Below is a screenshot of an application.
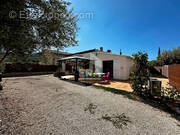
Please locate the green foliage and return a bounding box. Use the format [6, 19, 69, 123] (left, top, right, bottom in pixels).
[0, 0, 36, 64]
[148, 47, 180, 67]
[160, 47, 180, 66]
[129, 51, 150, 96]
[162, 86, 180, 101]
[0, 52, 41, 65]
[39, 50, 55, 65]
[27, 53, 42, 64]
[148, 60, 158, 67]
[0, 0, 78, 64]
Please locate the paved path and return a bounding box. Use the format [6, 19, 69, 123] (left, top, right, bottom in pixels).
[0, 75, 179, 135]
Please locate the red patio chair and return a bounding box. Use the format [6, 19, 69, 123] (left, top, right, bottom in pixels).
[102, 72, 110, 81]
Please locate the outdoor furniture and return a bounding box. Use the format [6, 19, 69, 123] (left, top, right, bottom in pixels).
[59, 56, 93, 82]
[87, 69, 92, 77]
[102, 72, 110, 81]
[79, 69, 85, 78]
[84, 72, 86, 80]
[92, 72, 96, 78]
[61, 75, 74, 80]
[93, 73, 105, 78]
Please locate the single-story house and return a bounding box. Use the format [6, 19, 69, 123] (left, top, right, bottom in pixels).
[59, 47, 134, 80]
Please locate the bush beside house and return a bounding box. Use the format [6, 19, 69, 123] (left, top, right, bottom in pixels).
[129, 51, 150, 97]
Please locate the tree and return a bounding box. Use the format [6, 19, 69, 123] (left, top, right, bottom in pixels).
[157, 47, 161, 60]
[160, 47, 180, 65]
[0, 0, 35, 63]
[149, 46, 180, 66]
[0, 0, 78, 65]
[148, 60, 158, 67]
[129, 51, 150, 96]
[39, 50, 54, 65]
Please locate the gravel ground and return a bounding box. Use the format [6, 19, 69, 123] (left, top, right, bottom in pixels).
[0, 75, 179, 135]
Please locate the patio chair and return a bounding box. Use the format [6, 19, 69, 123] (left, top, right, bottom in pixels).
[84, 72, 86, 80]
[102, 72, 110, 81]
[92, 72, 96, 78]
[87, 69, 92, 77]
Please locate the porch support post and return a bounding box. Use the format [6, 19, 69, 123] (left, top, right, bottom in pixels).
[75, 58, 78, 72]
[75, 58, 79, 82]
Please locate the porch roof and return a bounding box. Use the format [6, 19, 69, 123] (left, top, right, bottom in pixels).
[59, 55, 91, 61]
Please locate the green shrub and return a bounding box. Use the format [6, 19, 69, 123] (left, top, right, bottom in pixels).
[129, 51, 150, 96]
[162, 86, 180, 101]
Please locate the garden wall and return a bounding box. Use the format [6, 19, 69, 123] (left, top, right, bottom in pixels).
[154, 66, 169, 78]
[162, 65, 169, 78]
[169, 64, 180, 92]
[4, 64, 58, 73]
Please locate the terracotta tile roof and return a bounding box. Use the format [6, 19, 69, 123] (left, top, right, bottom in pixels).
[69, 49, 98, 55]
[52, 48, 133, 60]
[98, 52, 134, 60]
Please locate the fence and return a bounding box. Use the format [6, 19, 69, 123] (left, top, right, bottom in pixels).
[162, 65, 169, 78]
[168, 64, 180, 91]
[154, 66, 169, 78]
[4, 64, 58, 73]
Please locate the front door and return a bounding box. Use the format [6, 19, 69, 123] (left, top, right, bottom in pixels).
[103, 60, 113, 78]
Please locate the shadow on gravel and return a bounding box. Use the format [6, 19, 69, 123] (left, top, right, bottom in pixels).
[92, 85, 136, 101]
[84, 103, 97, 114]
[138, 97, 180, 121]
[92, 85, 180, 122]
[100, 113, 132, 129]
[83, 103, 131, 129]
[60, 79, 92, 87]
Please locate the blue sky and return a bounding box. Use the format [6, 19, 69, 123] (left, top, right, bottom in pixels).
[64, 0, 180, 60]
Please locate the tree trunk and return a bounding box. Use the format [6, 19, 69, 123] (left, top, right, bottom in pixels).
[0, 50, 9, 65]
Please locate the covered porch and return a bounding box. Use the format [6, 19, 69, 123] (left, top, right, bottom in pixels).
[58, 55, 133, 92]
[59, 55, 99, 82]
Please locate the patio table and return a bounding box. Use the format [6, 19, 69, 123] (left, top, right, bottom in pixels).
[94, 73, 105, 78]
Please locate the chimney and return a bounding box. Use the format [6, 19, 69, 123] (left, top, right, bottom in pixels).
[100, 47, 103, 52]
[107, 50, 111, 53]
[120, 49, 122, 55]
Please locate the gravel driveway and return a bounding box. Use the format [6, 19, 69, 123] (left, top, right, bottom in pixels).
[0, 75, 179, 135]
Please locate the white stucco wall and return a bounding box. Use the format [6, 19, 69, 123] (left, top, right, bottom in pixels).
[93, 53, 133, 80]
[72, 52, 134, 80]
[118, 57, 134, 80]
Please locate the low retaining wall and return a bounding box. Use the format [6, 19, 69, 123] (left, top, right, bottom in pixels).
[4, 64, 58, 73]
[2, 72, 54, 78]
